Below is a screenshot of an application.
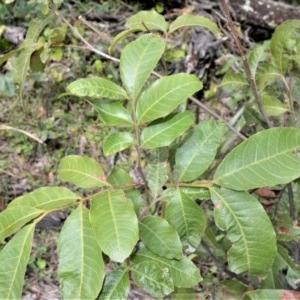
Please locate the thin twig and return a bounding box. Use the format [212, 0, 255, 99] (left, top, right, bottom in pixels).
[56, 8, 246, 140]
[221, 0, 272, 128]
[201, 240, 254, 287]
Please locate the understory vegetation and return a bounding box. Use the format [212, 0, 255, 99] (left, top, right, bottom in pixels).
[1, 0, 300, 299]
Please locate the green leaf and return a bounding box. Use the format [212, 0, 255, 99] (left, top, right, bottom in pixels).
[256, 64, 282, 89]
[0, 224, 35, 299]
[99, 268, 129, 300]
[141, 112, 194, 149]
[139, 216, 182, 259]
[66, 77, 127, 100]
[171, 288, 199, 300]
[109, 29, 140, 54]
[107, 167, 133, 186]
[0, 206, 42, 242]
[261, 94, 289, 117]
[248, 43, 268, 78]
[90, 190, 139, 262]
[58, 205, 104, 299]
[103, 132, 134, 156]
[131, 261, 174, 298]
[125, 10, 169, 33]
[175, 121, 226, 182]
[58, 204, 105, 299]
[58, 155, 109, 188]
[162, 187, 211, 201]
[209, 187, 277, 275]
[165, 189, 206, 248]
[213, 128, 300, 190]
[169, 14, 220, 36]
[244, 290, 300, 300]
[120, 33, 165, 100]
[133, 247, 202, 288]
[146, 162, 169, 198]
[137, 74, 202, 123]
[220, 71, 247, 87]
[89, 100, 133, 127]
[270, 20, 300, 74]
[8, 187, 79, 211]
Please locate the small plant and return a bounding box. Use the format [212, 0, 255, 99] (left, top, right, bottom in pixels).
[1, 4, 300, 300]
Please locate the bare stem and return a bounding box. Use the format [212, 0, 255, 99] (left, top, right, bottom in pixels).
[221, 0, 272, 128]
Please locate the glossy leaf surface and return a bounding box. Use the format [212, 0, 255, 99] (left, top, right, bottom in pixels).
[58, 155, 109, 188]
[175, 121, 226, 182]
[58, 205, 104, 299]
[210, 187, 277, 275]
[0, 224, 34, 299]
[90, 190, 139, 262]
[169, 14, 220, 36]
[133, 247, 202, 288]
[120, 33, 165, 100]
[125, 10, 169, 33]
[139, 216, 182, 259]
[8, 187, 79, 210]
[214, 128, 300, 190]
[131, 261, 174, 298]
[66, 77, 127, 100]
[165, 189, 206, 248]
[141, 112, 193, 149]
[0, 206, 41, 242]
[103, 132, 134, 156]
[99, 268, 129, 300]
[136, 74, 202, 123]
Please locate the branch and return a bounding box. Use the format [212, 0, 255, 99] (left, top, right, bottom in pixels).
[221, 0, 272, 128]
[56, 9, 246, 140]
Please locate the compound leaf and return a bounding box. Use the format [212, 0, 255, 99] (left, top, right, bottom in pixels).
[103, 132, 134, 156]
[137, 74, 202, 123]
[139, 216, 182, 260]
[58, 205, 104, 299]
[141, 111, 193, 149]
[175, 121, 226, 182]
[120, 33, 165, 100]
[66, 77, 127, 100]
[58, 155, 109, 188]
[210, 187, 277, 275]
[0, 224, 35, 300]
[8, 187, 79, 211]
[213, 128, 300, 190]
[99, 268, 129, 300]
[90, 190, 139, 262]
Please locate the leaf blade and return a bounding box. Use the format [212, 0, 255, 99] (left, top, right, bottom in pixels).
[58, 205, 104, 299]
[213, 128, 300, 190]
[120, 33, 165, 100]
[103, 132, 134, 156]
[209, 187, 277, 275]
[137, 74, 202, 123]
[0, 224, 35, 300]
[90, 190, 139, 262]
[58, 155, 109, 188]
[141, 112, 194, 149]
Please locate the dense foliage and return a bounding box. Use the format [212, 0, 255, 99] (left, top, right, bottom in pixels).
[1, 1, 300, 299]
